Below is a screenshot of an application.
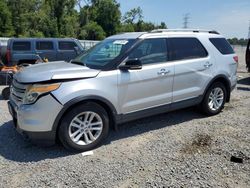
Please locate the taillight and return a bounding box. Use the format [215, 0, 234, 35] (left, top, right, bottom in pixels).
[233, 56, 238, 63]
[6, 49, 10, 64]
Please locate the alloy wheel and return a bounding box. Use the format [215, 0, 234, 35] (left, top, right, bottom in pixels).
[208, 87, 224, 111]
[68, 111, 103, 146]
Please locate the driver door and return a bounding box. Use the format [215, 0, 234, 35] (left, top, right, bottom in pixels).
[118, 38, 174, 114]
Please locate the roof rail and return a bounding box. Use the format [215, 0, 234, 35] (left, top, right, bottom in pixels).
[150, 29, 220, 34]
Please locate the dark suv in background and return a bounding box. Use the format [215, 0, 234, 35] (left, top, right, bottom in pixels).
[5, 38, 84, 66]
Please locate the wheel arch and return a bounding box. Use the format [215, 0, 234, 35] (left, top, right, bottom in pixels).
[52, 95, 118, 139]
[203, 75, 231, 102]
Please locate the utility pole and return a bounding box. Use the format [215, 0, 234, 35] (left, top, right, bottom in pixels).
[183, 13, 190, 29]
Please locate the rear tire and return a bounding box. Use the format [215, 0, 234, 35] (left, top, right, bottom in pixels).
[58, 102, 109, 152]
[201, 82, 227, 116]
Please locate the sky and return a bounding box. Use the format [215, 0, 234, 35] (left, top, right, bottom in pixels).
[116, 0, 250, 38]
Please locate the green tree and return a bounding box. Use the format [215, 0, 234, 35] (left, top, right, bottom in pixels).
[7, 0, 46, 37]
[0, 0, 14, 36]
[122, 7, 143, 24]
[228, 38, 248, 46]
[7, 0, 28, 36]
[118, 23, 135, 33]
[91, 0, 121, 36]
[44, 0, 78, 37]
[36, 2, 59, 37]
[158, 22, 167, 29]
[3, 0, 168, 39]
[60, 10, 79, 37]
[79, 21, 105, 40]
[135, 21, 154, 32]
[78, 0, 121, 38]
[122, 7, 167, 32]
[79, 5, 91, 27]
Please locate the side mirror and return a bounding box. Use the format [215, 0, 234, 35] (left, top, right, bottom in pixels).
[119, 59, 142, 71]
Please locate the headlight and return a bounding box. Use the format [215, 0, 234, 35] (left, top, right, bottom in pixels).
[23, 83, 61, 104]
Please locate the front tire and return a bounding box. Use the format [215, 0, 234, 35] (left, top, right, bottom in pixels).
[201, 82, 227, 115]
[58, 102, 109, 152]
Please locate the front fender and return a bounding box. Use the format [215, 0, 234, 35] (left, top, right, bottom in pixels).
[51, 94, 118, 133]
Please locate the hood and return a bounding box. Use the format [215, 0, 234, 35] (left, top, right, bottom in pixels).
[14, 61, 100, 83]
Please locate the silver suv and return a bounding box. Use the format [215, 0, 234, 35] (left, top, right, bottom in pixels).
[8, 29, 238, 151]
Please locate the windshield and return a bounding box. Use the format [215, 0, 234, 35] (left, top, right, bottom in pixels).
[73, 38, 136, 69]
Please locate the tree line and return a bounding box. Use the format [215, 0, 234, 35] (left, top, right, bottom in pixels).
[228, 38, 249, 46]
[0, 0, 167, 40]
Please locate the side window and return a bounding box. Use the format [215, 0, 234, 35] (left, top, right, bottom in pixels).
[36, 41, 53, 50]
[59, 41, 77, 50]
[12, 42, 31, 51]
[209, 38, 234, 55]
[168, 38, 208, 61]
[128, 38, 167, 65]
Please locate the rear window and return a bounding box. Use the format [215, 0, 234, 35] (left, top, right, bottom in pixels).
[12, 42, 31, 51]
[36, 41, 53, 50]
[168, 38, 208, 61]
[59, 41, 77, 50]
[209, 38, 234, 55]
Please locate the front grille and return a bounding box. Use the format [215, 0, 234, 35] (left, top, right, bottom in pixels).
[11, 79, 27, 103]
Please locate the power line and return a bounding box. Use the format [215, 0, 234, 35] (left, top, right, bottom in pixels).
[183, 13, 190, 29]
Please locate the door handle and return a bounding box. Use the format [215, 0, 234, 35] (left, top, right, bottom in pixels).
[157, 69, 170, 76]
[204, 62, 213, 68]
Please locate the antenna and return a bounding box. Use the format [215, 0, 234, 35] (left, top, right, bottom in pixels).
[183, 13, 190, 29]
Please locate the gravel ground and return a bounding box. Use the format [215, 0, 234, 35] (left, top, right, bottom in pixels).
[0, 46, 249, 187]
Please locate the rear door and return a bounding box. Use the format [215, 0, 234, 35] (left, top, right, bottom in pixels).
[57, 40, 78, 62]
[118, 38, 174, 114]
[168, 37, 214, 102]
[35, 40, 56, 61]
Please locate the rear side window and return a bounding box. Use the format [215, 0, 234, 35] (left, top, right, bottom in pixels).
[168, 38, 208, 61]
[12, 42, 31, 51]
[209, 38, 234, 55]
[59, 41, 77, 50]
[36, 41, 53, 50]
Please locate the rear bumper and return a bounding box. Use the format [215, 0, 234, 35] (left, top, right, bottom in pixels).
[231, 82, 237, 91]
[230, 75, 237, 91]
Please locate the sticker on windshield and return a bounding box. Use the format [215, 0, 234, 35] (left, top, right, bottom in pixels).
[113, 40, 129, 45]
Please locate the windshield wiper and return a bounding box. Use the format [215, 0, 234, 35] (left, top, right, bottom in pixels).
[70, 60, 86, 66]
